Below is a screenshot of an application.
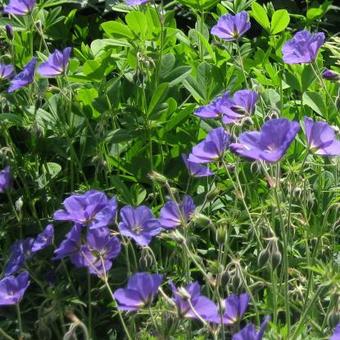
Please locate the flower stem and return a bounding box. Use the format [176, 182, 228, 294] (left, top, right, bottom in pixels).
[87, 273, 93, 339]
[235, 41, 249, 87]
[16, 303, 23, 340]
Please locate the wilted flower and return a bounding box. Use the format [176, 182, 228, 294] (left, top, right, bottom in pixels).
[0, 271, 30, 306]
[0, 166, 11, 192]
[118, 205, 162, 246]
[53, 224, 84, 267]
[8, 57, 36, 93]
[126, 0, 149, 5]
[282, 30, 325, 64]
[182, 154, 213, 177]
[5, 24, 14, 40]
[38, 47, 72, 77]
[81, 227, 121, 276]
[159, 195, 195, 229]
[188, 128, 230, 164]
[0, 64, 15, 80]
[232, 316, 270, 340]
[170, 281, 217, 321]
[230, 118, 300, 163]
[322, 69, 339, 81]
[4, 0, 36, 16]
[222, 90, 258, 124]
[114, 272, 163, 311]
[211, 11, 251, 41]
[4, 238, 34, 275]
[304, 117, 340, 156]
[31, 224, 54, 253]
[330, 324, 340, 340]
[54, 190, 117, 230]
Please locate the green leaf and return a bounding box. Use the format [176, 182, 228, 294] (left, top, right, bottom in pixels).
[101, 21, 134, 40]
[251, 2, 270, 31]
[125, 11, 147, 38]
[303, 91, 326, 116]
[147, 83, 169, 116]
[306, 7, 323, 20]
[270, 9, 290, 35]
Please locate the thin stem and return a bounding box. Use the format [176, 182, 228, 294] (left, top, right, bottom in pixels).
[16, 303, 23, 339]
[87, 273, 93, 339]
[0, 328, 15, 340]
[235, 41, 249, 87]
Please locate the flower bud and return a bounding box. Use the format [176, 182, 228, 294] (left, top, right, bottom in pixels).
[216, 227, 227, 245]
[270, 251, 282, 269]
[258, 248, 270, 267]
[15, 196, 23, 212]
[193, 213, 211, 227]
[5, 24, 14, 40]
[148, 171, 167, 184]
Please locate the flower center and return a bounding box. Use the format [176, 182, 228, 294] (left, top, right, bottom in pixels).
[132, 225, 143, 234]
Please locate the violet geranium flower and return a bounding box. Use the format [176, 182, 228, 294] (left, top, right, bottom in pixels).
[31, 224, 54, 253]
[4, 0, 36, 16]
[81, 227, 121, 277]
[182, 154, 213, 177]
[304, 117, 340, 156]
[126, 0, 149, 5]
[221, 293, 249, 324]
[0, 64, 15, 80]
[0, 271, 30, 306]
[232, 316, 270, 340]
[230, 118, 300, 163]
[194, 91, 232, 120]
[282, 30, 325, 64]
[159, 195, 195, 229]
[188, 128, 230, 164]
[53, 224, 84, 267]
[118, 205, 162, 246]
[330, 324, 340, 340]
[114, 272, 163, 311]
[4, 238, 34, 276]
[8, 57, 37, 93]
[0, 166, 11, 192]
[222, 90, 258, 124]
[170, 281, 217, 321]
[211, 11, 251, 41]
[322, 69, 339, 81]
[54, 190, 118, 230]
[38, 47, 72, 78]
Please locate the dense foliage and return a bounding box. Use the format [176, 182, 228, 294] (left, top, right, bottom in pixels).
[0, 0, 339, 339]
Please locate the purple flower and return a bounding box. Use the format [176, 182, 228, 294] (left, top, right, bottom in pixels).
[159, 195, 195, 229]
[81, 227, 121, 276]
[282, 30, 325, 64]
[0, 64, 15, 80]
[188, 128, 230, 164]
[232, 316, 270, 340]
[4, 238, 34, 275]
[53, 224, 84, 267]
[5, 24, 14, 40]
[322, 69, 339, 81]
[304, 117, 340, 156]
[182, 154, 213, 177]
[8, 57, 36, 93]
[330, 324, 340, 340]
[0, 271, 30, 305]
[0, 166, 11, 192]
[31, 224, 54, 253]
[114, 272, 163, 311]
[211, 11, 251, 41]
[170, 281, 217, 321]
[194, 91, 232, 119]
[4, 0, 36, 16]
[222, 90, 258, 124]
[118, 205, 162, 246]
[221, 293, 249, 324]
[38, 47, 72, 78]
[230, 118, 300, 163]
[126, 0, 149, 5]
[54, 190, 117, 230]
